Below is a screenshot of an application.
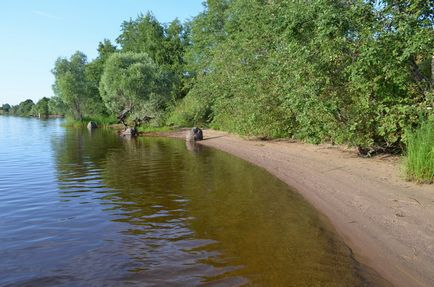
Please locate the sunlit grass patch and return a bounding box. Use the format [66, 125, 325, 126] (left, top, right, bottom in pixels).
[63, 116, 117, 127]
[404, 120, 434, 183]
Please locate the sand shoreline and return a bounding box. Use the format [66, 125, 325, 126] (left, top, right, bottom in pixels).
[142, 129, 434, 287]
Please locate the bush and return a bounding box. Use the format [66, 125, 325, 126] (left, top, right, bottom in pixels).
[404, 119, 434, 183]
[166, 89, 213, 127]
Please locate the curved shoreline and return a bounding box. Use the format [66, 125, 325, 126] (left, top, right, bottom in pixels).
[147, 129, 434, 287]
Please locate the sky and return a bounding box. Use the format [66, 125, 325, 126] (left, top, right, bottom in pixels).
[0, 0, 204, 106]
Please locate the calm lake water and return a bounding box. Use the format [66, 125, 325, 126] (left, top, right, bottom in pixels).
[0, 116, 386, 286]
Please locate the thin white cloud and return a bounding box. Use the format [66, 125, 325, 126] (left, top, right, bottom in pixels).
[32, 10, 62, 20]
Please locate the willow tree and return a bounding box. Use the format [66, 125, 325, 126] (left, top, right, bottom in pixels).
[16, 99, 35, 116]
[99, 52, 169, 126]
[117, 13, 190, 102]
[1, 104, 11, 113]
[52, 51, 88, 120]
[85, 39, 117, 116]
[34, 97, 50, 117]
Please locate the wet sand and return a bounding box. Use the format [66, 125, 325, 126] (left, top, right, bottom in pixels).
[145, 129, 434, 287]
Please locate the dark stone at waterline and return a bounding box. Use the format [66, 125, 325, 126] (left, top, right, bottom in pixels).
[122, 127, 137, 137]
[186, 127, 203, 141]
[194, 127, 203, 141]
[87, 121, 97, 129]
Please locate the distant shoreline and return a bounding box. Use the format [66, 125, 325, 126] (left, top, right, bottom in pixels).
[0, 114, 64, 118]
[141, 128, 434, 287]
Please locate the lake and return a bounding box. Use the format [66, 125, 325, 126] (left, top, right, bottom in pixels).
[0, 116, 385, 286]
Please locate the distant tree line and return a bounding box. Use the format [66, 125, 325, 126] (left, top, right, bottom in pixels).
[3, 0, 432, 152]
[0, 97, 66, 117]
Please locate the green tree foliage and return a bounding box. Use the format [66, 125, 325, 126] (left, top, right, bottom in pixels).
[34, 97, 50, 117]
[18, 99, 35, 116]
[48, 96, 67, 115]
[52, 51, 89, 120]
[11, 99, 35, 116]
[175, 0, 433, 151]
[168, 0, 230, 126]
[51, 43, 117, 121]
[7, 98, 60, 117]
[117, 13, 190, 101]
[163, 19, 190, 101]
[51, 0, 432, 154]
[85, 40, 117, 116]
[343, 0, 434, 149]
[9, 105, 18, 115]
[184, 0, 229, 74]
[99, 52, 169, 124]
[1, 103, 11, 113]
[117, 12, 166, 64]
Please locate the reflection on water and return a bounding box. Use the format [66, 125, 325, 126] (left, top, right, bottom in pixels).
[0, 117, 386, 286]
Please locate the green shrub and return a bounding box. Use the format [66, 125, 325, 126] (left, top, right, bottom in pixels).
[166, 90, 212, 127]
[404, 120, 434, 183]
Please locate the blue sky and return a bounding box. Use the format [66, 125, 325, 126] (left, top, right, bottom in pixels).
[0, 0, 204, 106]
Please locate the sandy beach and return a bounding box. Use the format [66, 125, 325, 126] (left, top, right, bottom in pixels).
[147, 129, 434, 287]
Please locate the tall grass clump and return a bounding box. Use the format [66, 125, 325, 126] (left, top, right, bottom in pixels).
[63, 115, 117, 127]
[404, 120, 434, 183]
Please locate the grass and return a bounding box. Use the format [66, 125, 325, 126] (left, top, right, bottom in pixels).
[63, 115, 117, 128]
[404, 120, 434, 183]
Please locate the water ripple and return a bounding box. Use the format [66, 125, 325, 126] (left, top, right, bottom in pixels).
[0, 117, 385, 286]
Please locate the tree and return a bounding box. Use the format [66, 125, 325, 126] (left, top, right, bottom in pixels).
[52, 51, 88, 120]
[99, 52, 168, 125]
[97, 39, 118, 60]
[85, 39, 118, 116]
[344, 0, 434, 149]
[117, 12, 166, 65]
[118, 14, 192, 103]
[34, 97, 50, 117]
[185, 0, 230, 75]
[176, 0, 433, 150]
[169, 0, 230, 126]
[16, 99, 35, 116]
[1, 103, 11, 113]
[48, 96, 67, 116]
[9, 105, 18, 115]
[163, 19, 190, 101]
[47, 0, 432, 152]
